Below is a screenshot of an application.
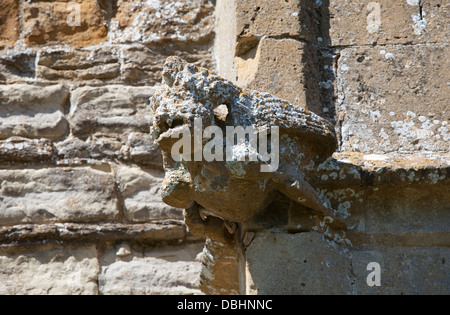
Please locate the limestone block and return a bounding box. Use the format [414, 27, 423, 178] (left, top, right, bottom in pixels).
[235, 0, 321, 54]
[327, 0, 448, 46]
[56, 136, 123, 162]
[110, 0, 215, 44]
[199, 238, 240, 295]
[116, 166, 183, 223]
[0, 84, 69, 140]
[70, 85, 157, 137]
[0, 222, 188, 243]
[23, 0, 108, 46]
[37, 47, 120, 82]
[0, 137, 55, 163]
[99, 243, 203, 295]
[121, 132, 163, 167]
[0, 246, 99, 295]
[337, 43, 449, 153]
[351, 246, 450, 294]
[214, 0, 237, 81]
[121, 43, 214, 86]
[244, 232, 352, 294]
[0, 0, 20, 47]
[364, 183, 450, 235]
[0, 167, 118, 226]
[0, 49, 36, 83]
[56, 132, 163, 166]
[236, 38, 322, 112]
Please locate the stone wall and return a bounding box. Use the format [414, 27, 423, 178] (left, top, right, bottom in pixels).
[0, 0, 448, 295]
[0, 0, 215, 295]
[211, 0, 449, 295]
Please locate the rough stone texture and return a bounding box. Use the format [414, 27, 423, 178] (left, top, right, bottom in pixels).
[23, 0, 109, 46]
[300, 152, 450, 242]
[0, 0, 448, 296]
[245, 232, 449, 294]
[0, 84, 69, 140]
[0, 0, 20, 47]
[236, 38, 322, 112]
[199, 238, 240, 295]
[116, 166, 184, 223]
[0, 222, 188, 243]
[121, 43, 214, 86]
[70, 85, 156, 137]
[110, 0, 215, 44]
[351, 245, 449, 295]
[245, 232, 352, 294]
[37, 47, 121, 83]
[55, 136, 121, 162]
[235, 0, 321, 54]
[121, 132, 163, 167]
[0, 167, 118, 226]
[58, 84, 163, 165]
[99, 243, 203, 295]
[0, 49, 36, 83]
[151, 57, 343, 227]
[327, 0, 449, 47]
[0, 0, 215, 296]
[0, 137, 55, 164]
[0, 245, 99, 295]
[337, 43, 449, 153]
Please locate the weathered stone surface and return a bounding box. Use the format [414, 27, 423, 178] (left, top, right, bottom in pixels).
[0, 245, 99, 295]
[351, 246, 450, 294]
[0, 84, 69, 140]
[151, 57, 343, 227]
[0, 49, 36, 83]
[121, 43, 214, 86]
[235, 0, 321, 54]
[337, 43, 449, 153]
[0, 137, 55, 163]
[320, 152, 450, 185]
[244, 232, 352, 294]
[305, 152, 450, 239]
[0, 0, 20, 47]
[116, 166, 183, 223]
[37, 47, 120, 83]
[70, 85, 156, 137]
[55, 136, 122, 162]
[0, 167, 118, 226]
[99, 243, 203, 295]
[199, 238, 240, 295]
[23, 0, 108, 46]
[327, 0, 449, 46]
[0, 222, 188, 243]
[364, 183, 450, 235]
[121, 132, 163, 167]
[110, 0, 214, 44]
[236, 38, 322, 112]
[244, 232, 449, 294]
[214, 0, 237, 82]
[56, 133, 164, 166]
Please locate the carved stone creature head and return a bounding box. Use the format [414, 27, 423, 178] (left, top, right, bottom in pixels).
[150, 56, 342, 226]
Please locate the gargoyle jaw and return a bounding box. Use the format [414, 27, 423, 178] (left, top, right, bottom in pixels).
[153, 125, 188, 153]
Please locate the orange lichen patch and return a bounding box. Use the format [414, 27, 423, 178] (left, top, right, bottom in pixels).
[0, 0, 20, 47]
[23, 0, 108, 47]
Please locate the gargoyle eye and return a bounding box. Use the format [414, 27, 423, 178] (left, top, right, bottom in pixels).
[214, 104, 229, 122]
[171, 118, 185, 128]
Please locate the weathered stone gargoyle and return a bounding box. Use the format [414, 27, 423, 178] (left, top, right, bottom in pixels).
[150, 56, 345, 235]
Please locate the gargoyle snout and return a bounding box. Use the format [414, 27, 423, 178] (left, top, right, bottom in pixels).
[152, 113, 190, 153]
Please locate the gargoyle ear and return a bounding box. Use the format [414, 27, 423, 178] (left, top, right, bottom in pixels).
[162, 56, 186, 87]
